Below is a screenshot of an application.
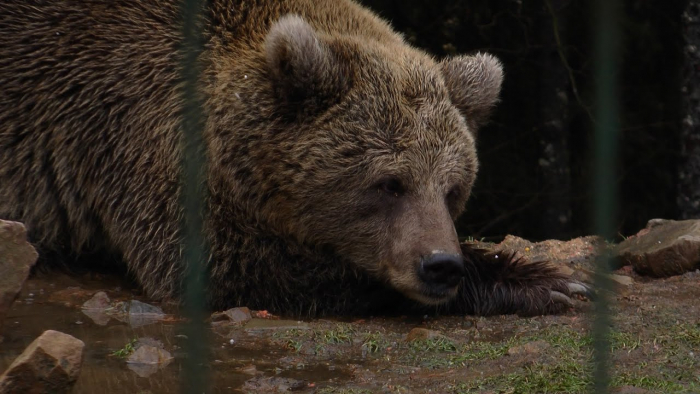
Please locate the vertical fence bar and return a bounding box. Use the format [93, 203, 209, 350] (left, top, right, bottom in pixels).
[180, 0, 209, 393]
[591, 0, 621, 392]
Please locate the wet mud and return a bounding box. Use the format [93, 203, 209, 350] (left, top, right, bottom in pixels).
[1, 269, 699, 393]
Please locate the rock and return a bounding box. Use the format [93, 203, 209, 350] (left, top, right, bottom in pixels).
[128, 299, 164, 315]
[127, 300, 165, 328]
[405, 328, 443, 342]
[0, 330, 84, 394]
[82, 291, 111, 310]
[81, 308, 111, 326]
[616, 219, 700, 277]
[127, 345, 173, 365]
[0, 220, 39, 328]
[126, 343, 173, 378]
[211, 306, 252, 324]
[507, 340, 551, 356]
[470, 235, 607, 273]
[81, 291, 113, 325]
[226, 306, 252, 323]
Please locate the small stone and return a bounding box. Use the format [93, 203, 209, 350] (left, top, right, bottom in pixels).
[405, 328, 443, 342]
[129, 299, 164, 315]
[127, 344, 173, 365]
[225, 307, 253, 324]
[0, 330, 85, 394]
[127, 300, 165, 328]
[211, 307, 252, 324]
[80, 291, 113, 325]
[126, 344, 173, 378]
[82, 291, 111, 310]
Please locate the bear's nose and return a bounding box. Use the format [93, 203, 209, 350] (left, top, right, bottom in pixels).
[419, 253, 465, 289]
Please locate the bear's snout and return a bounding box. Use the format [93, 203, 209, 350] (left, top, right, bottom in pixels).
[418, 252, 465, 291]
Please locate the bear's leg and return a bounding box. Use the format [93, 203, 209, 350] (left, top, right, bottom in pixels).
[452, 244, 591, 316]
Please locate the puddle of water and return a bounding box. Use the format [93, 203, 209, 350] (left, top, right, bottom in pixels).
[0, 273, 355, 393]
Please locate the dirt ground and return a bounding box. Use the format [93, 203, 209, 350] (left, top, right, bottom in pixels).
[1, 266, 699, 394]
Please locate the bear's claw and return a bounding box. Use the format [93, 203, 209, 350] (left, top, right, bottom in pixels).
[550, 290, 575, 307]
[551, 281, 593, 308]
[566, 282, 593, 298]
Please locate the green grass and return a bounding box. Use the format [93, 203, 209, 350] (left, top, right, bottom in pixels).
[455, 361, 590, 394]
[272, 328, 311, 352]
[361, 332, 391, 354]
[408, 336, 458, 353]
[111, 338, 138, 358]
[613, 373, 699, 393]
[317, 324, 354, 344]
[673, 323, 700, 347]
[609, 331, 641, 352]
[450, 325, 699, 394]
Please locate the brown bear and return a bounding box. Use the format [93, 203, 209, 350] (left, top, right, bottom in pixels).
[0, 0, 587, 316]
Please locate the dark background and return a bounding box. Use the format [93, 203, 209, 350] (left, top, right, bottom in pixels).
[358, 0, 697, 241]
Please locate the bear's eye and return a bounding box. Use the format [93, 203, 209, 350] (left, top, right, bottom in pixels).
[445, 186, 463, 216]
[446, 186, 461, 203]
[376, 177, 404, 197]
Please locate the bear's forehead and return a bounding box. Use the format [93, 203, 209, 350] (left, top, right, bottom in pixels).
[341, 101, 475, 184]
[347, 79, 472, 149]
[352, 52, 469, 136]
[354, 49, 447, 101]
[329, 46, 476, 176]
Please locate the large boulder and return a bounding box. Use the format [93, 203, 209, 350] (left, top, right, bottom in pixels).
[0, 330, 85, 393]
[616, 219, 700, 277]
[0, 220, 39, 328]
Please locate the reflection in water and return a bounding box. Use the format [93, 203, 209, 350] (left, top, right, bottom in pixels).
[0, 272, 355, 393]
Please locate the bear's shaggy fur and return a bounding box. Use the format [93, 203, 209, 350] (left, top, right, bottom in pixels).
[0, 0, 585, 316]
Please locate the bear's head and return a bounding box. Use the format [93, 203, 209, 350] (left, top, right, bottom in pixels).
[231, 15, 503, 305]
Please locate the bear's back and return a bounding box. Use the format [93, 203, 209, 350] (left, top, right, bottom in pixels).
[0, 1, 187, 252]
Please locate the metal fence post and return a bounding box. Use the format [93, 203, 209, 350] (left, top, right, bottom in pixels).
[180, 0, 209, 392]
[592, 0, 621, 392]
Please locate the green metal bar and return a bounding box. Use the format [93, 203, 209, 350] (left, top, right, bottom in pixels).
[591, 0, 621, 392]
[180, 0, 209, 392]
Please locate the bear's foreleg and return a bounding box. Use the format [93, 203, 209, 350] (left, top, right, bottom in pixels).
[453, 244, 591, 316]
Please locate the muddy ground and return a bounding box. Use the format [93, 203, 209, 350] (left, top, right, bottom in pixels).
[1, 266, 699, 394]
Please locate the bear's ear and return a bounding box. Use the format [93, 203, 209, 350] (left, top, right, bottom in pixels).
[439, 53, 503, 133]
[265, 15, 350, 118]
